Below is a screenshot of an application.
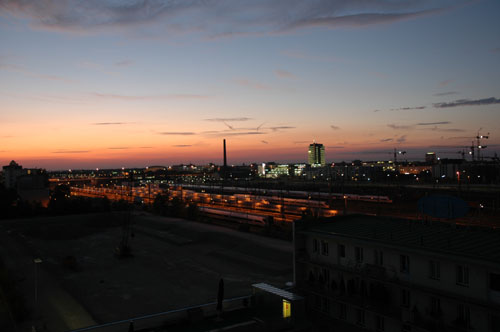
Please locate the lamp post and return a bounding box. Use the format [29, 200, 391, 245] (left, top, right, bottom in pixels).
[33, 258, 43, 331]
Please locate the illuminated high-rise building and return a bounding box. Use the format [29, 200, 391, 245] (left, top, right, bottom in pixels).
[308, 143, 325, 167]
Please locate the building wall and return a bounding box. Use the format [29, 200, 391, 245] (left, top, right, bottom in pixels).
[298, 232, 497, 332]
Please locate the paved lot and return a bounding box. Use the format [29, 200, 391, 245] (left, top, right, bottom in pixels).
[0, 212, 292, 331]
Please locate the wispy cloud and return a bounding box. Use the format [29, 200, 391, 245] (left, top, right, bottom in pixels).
[433, 91, 459, 97]
[417, 121, 451, 126]
[274, 69, 295, 79]
[1, 1, 458, 37]
[439, 79, 454, 87]
[375, 106, 426, 112]
[234, 79, 269, 90]
[380, 138, 393, 142]
[108, 147, 130, 150]
[433, 97, 500, 108]
[396, 135, 407, 143]
[173, 144, 192, 148]
[206, 131, 265, 137]
[327, 146, 345, 149]
[281, 50, 343, 62]
[52, 150, 90, 154]
[261, 140, 268, 144]
[92, 122, 130, 125]
[425, 126, 465, 132]
[159, 132, 196, 135]
[490, 48, 500, 53]
[330, 125, 340, 130]
[269, 126, 295, 131]
[114, 59, 134, 67]
[93, 93, 210, 100]
[293, 141, 310, 144]
[205, 117, 252, 122]
[387, 123, 413, 130]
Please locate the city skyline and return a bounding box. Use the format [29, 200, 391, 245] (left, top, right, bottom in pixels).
[1, 0, 500, 169]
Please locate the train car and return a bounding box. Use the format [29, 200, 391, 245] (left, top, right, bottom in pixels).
[198, 206, 269, 226]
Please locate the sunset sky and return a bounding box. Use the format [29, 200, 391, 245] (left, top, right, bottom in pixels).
[1, 0, 499, 170]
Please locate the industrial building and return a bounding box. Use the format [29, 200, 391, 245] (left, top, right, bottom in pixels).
[293, 215, 500, 331]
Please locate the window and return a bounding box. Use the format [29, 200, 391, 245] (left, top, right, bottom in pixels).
[321, 297, 330, 314]
[401, 324, 412, 332]
[400, 255, 410, 274]
[490, 273, 500, 291]
[313, 239, 319, 253]
[322, 268, 330, 283]
[321, 241, 329, 256]
[401, 289, 410, 308]
[356, 308, 365, 326]
[339, 303, 347, 320]
[338, 244, 345, 258]
[355, 247, 364, 263]
[457, 304, 470, 327]
[429, 260, 440, 280]
[430, 297, 441, 315]
[375, 315, 385, 331]
[374, 250, 384, 266]
[456, 265, 469, 286]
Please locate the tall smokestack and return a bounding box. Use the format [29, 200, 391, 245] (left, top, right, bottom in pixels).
[223, 139, 227, 167]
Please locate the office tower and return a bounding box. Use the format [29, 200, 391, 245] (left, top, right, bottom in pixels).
[308, 143, 325, 167]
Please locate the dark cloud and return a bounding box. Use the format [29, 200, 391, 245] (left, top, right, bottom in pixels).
[52, 150, 90, 154]
[433, 97, 500, 108]
[376, 106, 426, 112]
[330, 125, 340, 130]
[205, 117, 252, 122]
[172, 145, 192, 148]
[92, 122, 128, 125]
[159, 132, 196, 135]
[396, 135, 407, 143]
[425, 126, 465, 133]
[261, 140, 268, 144]
[387, 124, 413, 130]
[417, 121, 451, 126]
[1, 0, 459, 37]
[219, 131, 265, 137]
[269, 126, 295, 131]
[433, 91, 458, 97]
[390, 106, 426, 111]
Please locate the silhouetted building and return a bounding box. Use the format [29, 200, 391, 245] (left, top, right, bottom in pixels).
[308, 143, 325, 167]
[2, 160, 24, 189]
[294, 215, 500, 332]
[425, 152, 437, 164]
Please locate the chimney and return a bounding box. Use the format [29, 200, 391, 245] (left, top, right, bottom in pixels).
[223, 139, 227, 168]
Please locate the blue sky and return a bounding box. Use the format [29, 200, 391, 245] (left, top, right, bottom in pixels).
[0, 0, 499, 169]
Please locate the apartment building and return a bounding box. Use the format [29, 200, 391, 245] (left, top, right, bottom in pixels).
[294, 215, 500, 332]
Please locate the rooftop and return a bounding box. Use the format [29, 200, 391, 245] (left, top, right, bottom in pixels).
[300, 215, 500, 264]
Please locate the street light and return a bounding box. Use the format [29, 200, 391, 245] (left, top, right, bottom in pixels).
[33, 258, 42, 331]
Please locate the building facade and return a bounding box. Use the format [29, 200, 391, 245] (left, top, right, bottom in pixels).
[294, 215, 500, 332]
[308, 143, 326, 167]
